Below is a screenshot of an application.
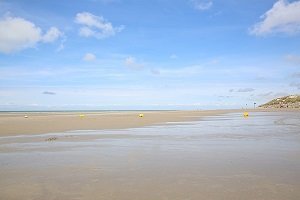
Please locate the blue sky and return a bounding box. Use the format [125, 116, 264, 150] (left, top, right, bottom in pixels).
[0, 0, 300, 110]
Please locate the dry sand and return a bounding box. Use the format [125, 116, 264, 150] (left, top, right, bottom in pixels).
[0, 108, 298, 136]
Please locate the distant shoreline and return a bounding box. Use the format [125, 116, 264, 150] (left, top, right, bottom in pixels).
[0, 109, 179, 113]
[0, 109, 299, 137]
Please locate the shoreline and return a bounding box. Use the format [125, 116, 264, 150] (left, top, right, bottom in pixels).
[0, 108, 299, 137]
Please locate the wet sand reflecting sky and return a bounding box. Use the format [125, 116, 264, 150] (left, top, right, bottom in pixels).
[1, 112, 300, 200]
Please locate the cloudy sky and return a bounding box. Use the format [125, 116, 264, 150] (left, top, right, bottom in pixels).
[0, 0, 300, 110]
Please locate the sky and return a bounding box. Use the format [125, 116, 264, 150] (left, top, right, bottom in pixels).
[0, 0, 300, 110]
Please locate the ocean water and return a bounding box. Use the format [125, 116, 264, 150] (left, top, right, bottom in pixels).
[0, 112, 300, 200]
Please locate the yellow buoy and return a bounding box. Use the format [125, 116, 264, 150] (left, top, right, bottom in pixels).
[79, 114, 85, 118]
[139, 113, 144, 118]
[243, 112, 249, 117]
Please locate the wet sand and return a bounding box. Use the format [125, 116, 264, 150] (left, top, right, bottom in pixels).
[1, 111, 300, 200]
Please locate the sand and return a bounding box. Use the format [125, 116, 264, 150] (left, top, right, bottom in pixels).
[0, 109, 235, 136]
[0, 108, 299, 136]
[1, 110, 300, 200]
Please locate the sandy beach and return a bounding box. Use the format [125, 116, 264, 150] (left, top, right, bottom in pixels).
[1, 108, 299, 136]
[0, 109, 242, 136]
[1, 110, 300, 200]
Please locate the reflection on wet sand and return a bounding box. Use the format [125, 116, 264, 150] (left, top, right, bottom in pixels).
[1, 112, 300, 200]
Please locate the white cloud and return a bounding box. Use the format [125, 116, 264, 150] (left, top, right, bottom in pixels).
[190, 0, 213, 11]
[83, 53, 96, 61]
[124, 56, 144, 70]
[0, 16, 41, 53]
[79, 26, 95, 37]
[42, 27, 63, 43]
[0, 16, 63, 54]
[250, 0, 300, 36]
[75, 12, 124, 39]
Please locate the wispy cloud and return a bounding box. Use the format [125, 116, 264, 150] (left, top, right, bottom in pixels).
[236, 88, 255, 92]
[229, 88, 255, 93]
[43, 91, 56, 95]
[218, 95, 233, 98]
[150, 69, 160, 75]
[56, 36, 66, 52]
[75, 12, 124, 39]
[190, 0, 213, 11]
[83, 53, 96, 62]
[124, 56, 144, 70]
[285, 54, 300, 65]
[0, 15, 63, 53]
[250, 0, 300, 36]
